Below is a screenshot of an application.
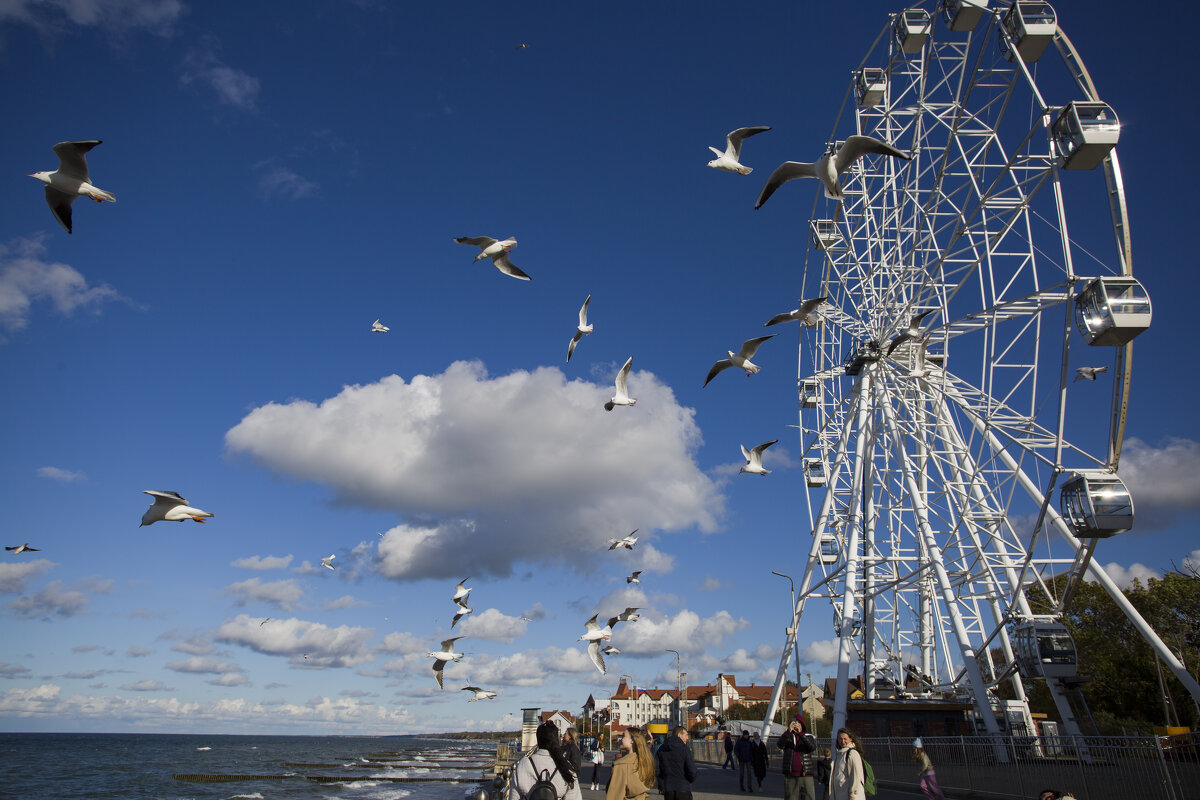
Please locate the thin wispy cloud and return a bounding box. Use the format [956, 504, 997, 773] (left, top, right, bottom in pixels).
[7, 580, 92, 620]
[230, 554, 293, 570]
[0, 0, 184, 37]
[0, 238, 124, 336]
[226, 361, 724, 580]
[36, 466, 85, 482]
[181, 38, 260, 109]
[222, 577, 304, 612]
[256, 165, 317, 200]
[0, 560, 56, 594]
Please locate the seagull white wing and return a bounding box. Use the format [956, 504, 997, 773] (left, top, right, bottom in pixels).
[578, 294, 591, 327]
[737, 335, 776, 359]
[588, 640, 607, 674]
[725, 126, 772, 160]
[492, 252, 532, 280]
[755, 161, 817, 209]
[614, 356, 632, 395]
[145, 490, 188, 505]
[752, 440, 779, 458]
[763, 310, 798, 327]
[835, 135, 909, 172]
[740, 444, 752, 461]
[52, 140, 101, 182]
[704, 359, 732, 387]
[454, 236, 497, 249]
[440, 636, 463, 650]
[798, 297, 828, 316]
[568, 331, 584, 362]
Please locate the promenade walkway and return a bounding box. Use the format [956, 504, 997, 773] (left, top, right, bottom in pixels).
[578, 758, 951, 800]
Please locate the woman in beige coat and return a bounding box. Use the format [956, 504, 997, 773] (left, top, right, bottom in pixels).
[829, 728, 865, 800]
[605, 726, 656, 800]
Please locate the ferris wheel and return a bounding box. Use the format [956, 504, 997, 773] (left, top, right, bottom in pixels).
[762, 0, 1199, 742]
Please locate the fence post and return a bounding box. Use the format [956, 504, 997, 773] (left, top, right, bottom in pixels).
[960, 735, 972, 792]
[1011, 735, 1023, 799]
[1073, 736, 1089, 799]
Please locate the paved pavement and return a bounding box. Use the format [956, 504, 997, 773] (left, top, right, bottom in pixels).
[578, 759, 947, 800]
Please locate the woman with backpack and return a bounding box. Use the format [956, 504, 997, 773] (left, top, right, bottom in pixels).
[507, 722, 581, 800]
[606, 726, 656, 800]
[829, 728, 866, 800]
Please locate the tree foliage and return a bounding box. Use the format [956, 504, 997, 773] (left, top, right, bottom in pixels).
[1021, 571, 1200, 733]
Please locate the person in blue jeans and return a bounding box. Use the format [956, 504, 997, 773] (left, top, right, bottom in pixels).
[723, 732, 736, 770]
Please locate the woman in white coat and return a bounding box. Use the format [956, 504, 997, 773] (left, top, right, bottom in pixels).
[507, 722, 582, 800]
[828, 728, 865, 800]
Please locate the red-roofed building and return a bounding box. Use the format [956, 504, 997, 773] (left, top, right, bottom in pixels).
[539, 710, 576, 738]
[609, 678, 677, 728]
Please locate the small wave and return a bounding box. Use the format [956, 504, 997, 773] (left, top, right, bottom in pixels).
[196, 746, 212, 751]
[226, 794, 264, 800]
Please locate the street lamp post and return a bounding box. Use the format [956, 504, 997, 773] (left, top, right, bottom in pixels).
[666, 649, 681, 729]
[772, 571, 804, 725]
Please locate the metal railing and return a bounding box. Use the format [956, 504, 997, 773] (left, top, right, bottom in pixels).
[857, 734, 1199, 800]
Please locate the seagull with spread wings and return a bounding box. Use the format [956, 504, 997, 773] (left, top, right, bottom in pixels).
[740, 440, 779, 476]
[704, 335, 776, 386]
[706, 126, 772, 175]
[755, 135, 909, 208]
[28, 140, 116, 233]
[453, 236, 531, 280]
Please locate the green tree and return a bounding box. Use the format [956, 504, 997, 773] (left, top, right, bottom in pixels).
[1022, 571, 1200, 733]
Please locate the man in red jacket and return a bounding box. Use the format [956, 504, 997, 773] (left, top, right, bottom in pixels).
[775, 716, 817, 800]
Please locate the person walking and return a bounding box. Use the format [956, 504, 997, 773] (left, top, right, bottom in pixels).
[912, 739, 945, 800]
[655, 725, 697, 800]
[735, 730, 755, 792]
[563, 728, 584, 783]
[589, 742, 606, 791]
[813, 748, 832, 800]
[507, 721, 582, 800]
[829, 728, 865, 800]
[723, 731, 736, 770]
[775, 715, 817, 800]
[750, 732, 768, 791]
[606, 726, 656, 800]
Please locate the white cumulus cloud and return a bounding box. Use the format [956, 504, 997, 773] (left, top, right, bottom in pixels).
[216, 614, 373, 668]
[0, 559, 56, 593]
[456, 608, 529, 642]
[1118, 437, 1200, 529]
[222, 577, 304, 611]
[226, 361, 723, 579]
[0, 238, 123, 335]
[799, 639, 840, 667]
[1089, 561, 1162, 589]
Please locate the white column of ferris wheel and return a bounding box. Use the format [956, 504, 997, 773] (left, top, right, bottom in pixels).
[928, 388, 1039, 715]
[940, 380, 1200, 705]
[760, 364, 863, 737]
[871, 371, 1006, 744]
[830, 368, 877, 735]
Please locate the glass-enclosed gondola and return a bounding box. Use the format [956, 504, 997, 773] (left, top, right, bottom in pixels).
[1052, 102, 1120, 170]
[1074, 276, 1151, 346]
[1013, 622, 1078, 679]
[1000, 1, 1056, 63]
[1060, 472, 1134, 538]
[940, 0, 990, 32]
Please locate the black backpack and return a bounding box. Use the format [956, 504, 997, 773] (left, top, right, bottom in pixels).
[525, 764, 560, 800]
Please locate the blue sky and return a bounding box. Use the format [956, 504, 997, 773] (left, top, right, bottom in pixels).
[2, 0, 1198, 734]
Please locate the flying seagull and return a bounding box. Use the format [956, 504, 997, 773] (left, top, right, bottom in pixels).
[515, 43, 530, 50]
[371, 319, 389, 333]
[706, 126, 772, 175]
[887, 310, 935, 355]
[740, 439, 779, 476]
[617, 607, 641, 623]
[28, 140, 116, 234]
[259, 617, 270, 627]
[765, 297, 828, 328]
[602, 645, 621, 656]
[321, 554, 336, 570]
[579, 613, 619, 675]
[626, 571, 642, 584]
[428, 637, 465, 689]
[755, 135, 910, 208]
[453, 236, 531, 280]
[604, 356, 636, 411]
[140, 491, 213, 526]
[908, 336, 932, 378]
[1075, 366, 1108, 382]
[704, 335, 776, 386]
[608, 530, 638, 550]
[567, 294, 593, 363]
[453, 578, 472, 602]
[452, 594, 473, 628]
[462, 685, 497, 701]
[5, 543, 39, 554]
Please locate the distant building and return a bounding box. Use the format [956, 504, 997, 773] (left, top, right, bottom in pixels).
[539, 709, 577, 738]
[609, 678, 676, 728]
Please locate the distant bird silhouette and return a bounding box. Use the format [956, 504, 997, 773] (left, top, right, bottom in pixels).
[626, 571, 642, 584]
[5, 543, 39, 554]
[567, 294, 593, 363]
[371, 319, 389, 333]
[321, 554, 335, 570]
[1075, 366, 1108, 382]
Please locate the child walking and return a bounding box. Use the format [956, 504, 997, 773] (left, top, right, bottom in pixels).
[913, 739, 946, 800]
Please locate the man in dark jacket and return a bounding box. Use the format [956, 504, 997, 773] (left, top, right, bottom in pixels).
[655, 726, 697, 800]
[734, 730, 755, 792]
[775, 715, 817, 800]
[723, 730, 736, 769]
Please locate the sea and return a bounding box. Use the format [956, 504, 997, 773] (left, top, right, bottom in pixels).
[0, 733, 500, 800]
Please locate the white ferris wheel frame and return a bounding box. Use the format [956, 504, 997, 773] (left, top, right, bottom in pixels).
[761, 0, 1200, 743]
